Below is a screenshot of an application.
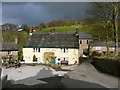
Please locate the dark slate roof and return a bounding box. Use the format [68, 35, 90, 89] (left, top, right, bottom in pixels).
[23, 32, 79, 48]
[90, 41, 120, 47]
[79, 32, 92, 39]
[0, 42, 18, 51]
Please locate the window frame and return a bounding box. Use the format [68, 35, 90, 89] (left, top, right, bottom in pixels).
[33, 48, 40, 52]
[61, 48, 68, 53]
[8, 51, 12, 55]
[86, 40, 89, 44]
[96, 47, 101, 50]
[80, 40, 82, 44]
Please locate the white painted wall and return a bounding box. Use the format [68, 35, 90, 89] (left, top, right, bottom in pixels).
[23, 48, 79, 65]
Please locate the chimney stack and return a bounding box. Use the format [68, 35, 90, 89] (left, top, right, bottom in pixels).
[51, 25, 55, 33]
[75, 23, 79, 35]
[29, 26, 33, 35]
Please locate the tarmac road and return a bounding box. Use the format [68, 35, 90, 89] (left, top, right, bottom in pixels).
[1, 60, 119, 89]
[66, 60, 119, 89]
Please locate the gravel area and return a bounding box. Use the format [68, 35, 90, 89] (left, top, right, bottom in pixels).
[1, 65, 74, 83]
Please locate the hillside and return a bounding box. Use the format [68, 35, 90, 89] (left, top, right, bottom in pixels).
[35, 25, 93, 33]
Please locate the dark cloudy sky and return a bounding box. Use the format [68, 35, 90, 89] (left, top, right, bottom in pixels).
[2, 2, 89, 25]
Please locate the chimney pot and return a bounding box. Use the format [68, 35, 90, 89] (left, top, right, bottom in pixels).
[29, 26, 33, 35]
[51, 25, 55, 33]
[76, 23, 79, 34]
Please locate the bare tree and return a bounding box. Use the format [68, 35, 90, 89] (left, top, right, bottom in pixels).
[87, 2, 120, 55]
[112, 2, 119, 55]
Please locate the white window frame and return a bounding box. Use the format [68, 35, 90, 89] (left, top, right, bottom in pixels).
[65, 48, 68, 53]
[33, 48, 40, 52]
[61, 57, 69, 61]
[60, 48, 68, 53]
[8, 51, 12, 55]
[96, 47, 101, 50]
[65, 57, 69, 61]
[112, 47, 115, 50]
[61, 48, 64, 53]
[33, 48, 35, 52]
[61, 57, 64, 60]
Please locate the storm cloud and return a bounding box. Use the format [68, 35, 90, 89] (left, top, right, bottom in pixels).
[2, 2, 89, 25]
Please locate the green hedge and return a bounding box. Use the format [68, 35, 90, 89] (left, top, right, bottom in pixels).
[92, 58, 120, 77]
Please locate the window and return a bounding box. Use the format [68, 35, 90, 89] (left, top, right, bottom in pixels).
[61, 57, 69, 61]
[86, 40, 89, 44]
[112, 47, 115, 50]
[80, 40, 82, 44]
[33, 48, 35, 52]
[33, 48, 40, 52]
[38, 48, 40, 52]
[96, 47, 101, 50]
[8, 51, 12, 55]
[65, 48, 68, 53]
[61, 48, 68, 53]
[36, 48, 38, 52]
[61, 48, 64, 53]
[65, 57, 68, 61]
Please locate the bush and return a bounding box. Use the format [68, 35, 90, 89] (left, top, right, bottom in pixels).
[92, 57, 120, 77]
[33, 55, 37, 62]
[18, 53, 23, 60]
[79, 57, 85, 63]
[8, 55, 13, 61]
[91, 51, 103, 57]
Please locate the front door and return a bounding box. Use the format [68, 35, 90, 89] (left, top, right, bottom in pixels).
[51, 58, 56, 64]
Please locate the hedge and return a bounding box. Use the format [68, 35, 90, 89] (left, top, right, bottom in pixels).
[92, 58, 120, 77]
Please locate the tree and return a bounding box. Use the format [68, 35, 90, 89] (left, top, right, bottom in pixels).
[18, 53, 23, 60]
[21, 24, 29, 33]
[2, 23, 18, 30]
[112, 2, 119, 55]
[87, 2, 120, 55]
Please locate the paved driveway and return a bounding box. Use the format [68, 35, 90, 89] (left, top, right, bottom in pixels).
[1, 62, 120, 89]
[66, 60, 119, 88]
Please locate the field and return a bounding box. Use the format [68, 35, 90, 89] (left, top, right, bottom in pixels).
[36, 25, 93, 33]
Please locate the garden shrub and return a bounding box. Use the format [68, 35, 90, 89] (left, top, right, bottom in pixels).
[91, 51, 103, 57]
[33, 55, 37, 62]
[92, 57, 120, 77]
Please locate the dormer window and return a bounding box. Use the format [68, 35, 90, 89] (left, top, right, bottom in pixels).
[80, 40, 82, 44]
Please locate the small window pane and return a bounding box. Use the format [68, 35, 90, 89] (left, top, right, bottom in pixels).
[61, 48, 64, 53]
[80, 40, 82, 44]
[38, 48, 40, 52]
[96, 47, 101, 50]
[64, 48, 65, 53]
[65, 48, 68, 53]
[87, 40, 89, 44]
[33, 48, 35, 52]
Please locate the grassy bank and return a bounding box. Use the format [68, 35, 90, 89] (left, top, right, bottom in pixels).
[36, 25, 93, 33]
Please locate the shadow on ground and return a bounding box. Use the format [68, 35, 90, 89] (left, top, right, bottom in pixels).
[2, 68, 110, 89]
